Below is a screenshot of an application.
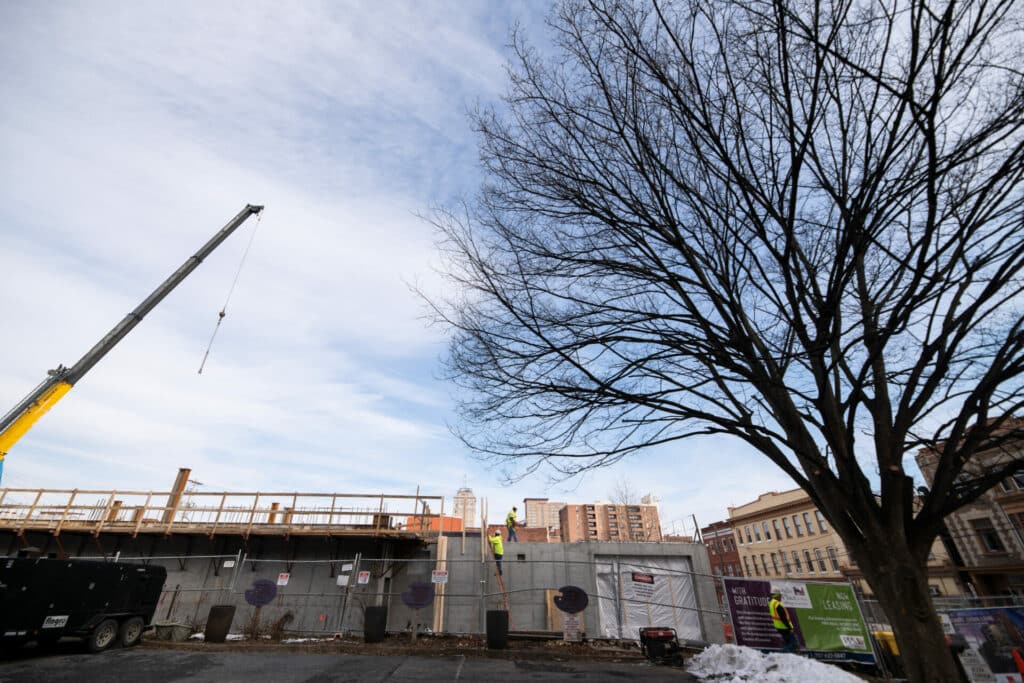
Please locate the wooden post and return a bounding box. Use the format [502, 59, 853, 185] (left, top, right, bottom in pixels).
[93, 491, 118, 536]
[54, 489, 78, 537]
[209, 493, 227, 538]
[17, 490, 44, 536]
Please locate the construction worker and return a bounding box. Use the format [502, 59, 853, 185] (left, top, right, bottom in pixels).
[489, 530, 504, 575]
[769, 589, 799, 653]
[506, 506, 519, 542]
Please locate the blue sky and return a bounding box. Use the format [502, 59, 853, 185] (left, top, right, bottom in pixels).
[0, 1, 795, 534]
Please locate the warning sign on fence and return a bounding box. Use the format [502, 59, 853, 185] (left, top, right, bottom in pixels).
[431, 570, 448, 584]
[277, 572, 290, 586]
[357, 571, 371, 584]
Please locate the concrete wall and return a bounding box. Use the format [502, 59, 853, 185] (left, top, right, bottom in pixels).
[2, 530, 722, 642]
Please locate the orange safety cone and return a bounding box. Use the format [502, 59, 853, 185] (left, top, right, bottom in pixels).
[1013, 647, 1024, 675]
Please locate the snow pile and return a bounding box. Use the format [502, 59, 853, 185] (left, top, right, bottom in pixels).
[686, 644, 863, 682]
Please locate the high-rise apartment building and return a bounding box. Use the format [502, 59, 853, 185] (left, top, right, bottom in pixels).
[452, 487, 477, 528]
[522, 497, 566, 531]
[559, 502, 662, 542]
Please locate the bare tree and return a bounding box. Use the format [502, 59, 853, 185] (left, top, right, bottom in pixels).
[608, 477, 641, 505]
[432, 0, 1024, 677]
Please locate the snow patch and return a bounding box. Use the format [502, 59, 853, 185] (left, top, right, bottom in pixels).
[686, 644, 863, 682]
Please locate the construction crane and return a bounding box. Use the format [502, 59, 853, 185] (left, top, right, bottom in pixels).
[0, 204, 264, 482]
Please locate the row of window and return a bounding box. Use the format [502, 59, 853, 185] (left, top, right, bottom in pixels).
[707, 536, 737, 554]
[742, 547, 841, 577]
[737, 510, 828, 546]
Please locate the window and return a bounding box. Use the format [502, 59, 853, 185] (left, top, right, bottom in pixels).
[803, 513, 815, 534]
[972, 518, 1007, 553]
[1014, 472, 1024, 489]
[815, 510, 828, 533]
[770, 552, 780, 574]
[745, 526, 753, 543]
[793, 515, 804, 537]
[762, 521, 772, 541]
[782, 552, 792, 573]
[804, 550, 814, 572]
[1011, 513, 1024, 540]
[782, 518, 793, 538]
[773, 519, 783, 539]
[827, 547, 840, 571]
[814, 548, 827, 572]
[753, 525, 762, 542]
[791, 551, 802, 573]
[929, 585, 942, 597]
[752, 557, 760, 576]
[1000, 479, 1016, 493]
[736, 532, 744, 546]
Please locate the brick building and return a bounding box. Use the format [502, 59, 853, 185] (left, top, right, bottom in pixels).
[522, 497, 566, 532]
[727, 488, 963, 597]
[559, 502, 662, 542]
[916, 430, 1024, 596]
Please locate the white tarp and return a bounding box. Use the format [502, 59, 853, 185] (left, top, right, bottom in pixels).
[595, 555, 701, 641]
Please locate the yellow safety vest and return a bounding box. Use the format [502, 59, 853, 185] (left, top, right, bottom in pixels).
[769, 598, 789, 629]
[489, 534, 504, 556]
[506, 510, 516, 526]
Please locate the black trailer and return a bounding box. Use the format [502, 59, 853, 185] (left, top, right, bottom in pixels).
[0, 556, 166, 653]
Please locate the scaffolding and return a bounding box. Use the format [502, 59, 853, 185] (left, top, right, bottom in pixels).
[0, 487, 444, 540]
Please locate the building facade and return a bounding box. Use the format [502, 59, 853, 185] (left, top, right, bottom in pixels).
[701, 520, 742, 579]
[522, 497, 566, 532]
[701, 520, 742, 610]
[917, 438, 1024, 596]
[559, 502, 663, 542]
[728, 488, 963, 598]
[452, 487, 477, 528]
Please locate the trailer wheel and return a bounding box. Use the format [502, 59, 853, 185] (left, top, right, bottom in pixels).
[87, 619, 119, 653]
[118, 617, 145, 647]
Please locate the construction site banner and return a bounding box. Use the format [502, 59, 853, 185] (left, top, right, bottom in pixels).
[723, 577, 874, 665]
[942, 606, 1024, 683]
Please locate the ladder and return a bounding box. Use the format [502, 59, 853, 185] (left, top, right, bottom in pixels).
[494, 562, 511, 612]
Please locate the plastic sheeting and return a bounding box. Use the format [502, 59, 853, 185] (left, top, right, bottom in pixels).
[595, 555, 701, 641]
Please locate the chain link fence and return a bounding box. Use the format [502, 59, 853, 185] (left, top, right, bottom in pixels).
[94, 552, 725, 643]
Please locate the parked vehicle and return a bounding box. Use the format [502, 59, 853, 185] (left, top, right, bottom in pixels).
[0, 556, 167, 653]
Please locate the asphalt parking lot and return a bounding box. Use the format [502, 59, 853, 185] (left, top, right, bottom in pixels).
[0, 645, 696, 682]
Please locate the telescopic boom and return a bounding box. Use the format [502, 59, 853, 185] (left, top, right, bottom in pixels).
[0, 204, 264, 481]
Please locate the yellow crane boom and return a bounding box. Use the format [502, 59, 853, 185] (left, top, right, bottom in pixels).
[0, 204, 264, 481]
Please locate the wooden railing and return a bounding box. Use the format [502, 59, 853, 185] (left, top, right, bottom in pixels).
[0, 488, 444, 539]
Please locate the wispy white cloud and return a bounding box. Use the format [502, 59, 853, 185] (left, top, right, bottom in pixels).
[0, 0, 795, 533]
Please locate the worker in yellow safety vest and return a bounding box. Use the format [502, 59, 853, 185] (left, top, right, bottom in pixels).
[506, 507, 519, 542]
[489, 530, 504, 575]
[769, 590, 799, 653]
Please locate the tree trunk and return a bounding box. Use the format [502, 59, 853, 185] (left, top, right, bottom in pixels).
[855, 538, 960, 683]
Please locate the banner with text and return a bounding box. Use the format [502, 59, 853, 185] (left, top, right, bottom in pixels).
[723, 577, 874, 665]
[944, 607, 1024, 683]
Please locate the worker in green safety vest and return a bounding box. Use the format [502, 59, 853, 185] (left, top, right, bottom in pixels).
[769, 590, 799, 653]
[506, 507, 519, 542]
[489, 530, 504, 575]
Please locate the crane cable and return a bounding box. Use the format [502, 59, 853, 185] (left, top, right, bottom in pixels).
[197, 209, 263, 374]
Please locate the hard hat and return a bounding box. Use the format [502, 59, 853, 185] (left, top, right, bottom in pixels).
[770, 590, 781, 597]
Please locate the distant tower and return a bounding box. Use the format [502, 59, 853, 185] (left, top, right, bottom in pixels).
[453, 487, 477, 527]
